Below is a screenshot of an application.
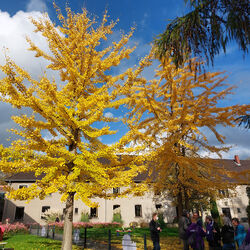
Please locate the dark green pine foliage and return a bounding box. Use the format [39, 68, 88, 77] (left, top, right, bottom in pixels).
[246, 187, 250, 224]
[155, 0, 249, 70]
[210, 200, 219, 219]
[236, 115, 250, 129]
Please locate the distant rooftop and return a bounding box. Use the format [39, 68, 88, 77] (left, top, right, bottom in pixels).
[4, 156, 250, 183]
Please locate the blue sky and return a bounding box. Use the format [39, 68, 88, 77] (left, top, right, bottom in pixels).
[0, 0, 249, 159]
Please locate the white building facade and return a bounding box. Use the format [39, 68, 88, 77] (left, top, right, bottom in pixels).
[1, 157, 249, 227]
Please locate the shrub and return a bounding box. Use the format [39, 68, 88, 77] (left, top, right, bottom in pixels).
[158, 213, 166, 229]
[41, 208, 62, 223]
[48, 222, 121, 230]
[80, 210, 90, 222]
[112, 208, 123, 225]
[246, 204, 250, 224]
[173, 216, 178, 224]
[1, 223, 29, 237]
[210, 200, 219, 219]
[139, 221, 149, 228]
[129, 221, 139, 228]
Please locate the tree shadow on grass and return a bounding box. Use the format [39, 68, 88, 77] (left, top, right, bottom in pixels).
[28, 241, 61, 247]
[26, 239, 62, 248]
[4, 234, 63, 250]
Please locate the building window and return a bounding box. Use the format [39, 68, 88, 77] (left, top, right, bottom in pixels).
[19, 185, 28, 189]
[90, 207, 98, 218]
[15, 207, 24, 221]
[41, 206, 50, 219]
[154, 190, 161, 196]
[219, 189, 229, 197]
[135, 205, 142, 217]
[222, 207, 231, 219]
[113, 205, 120, 210]
[75, 208, 78, 214]
[113, 188, 120, 194]
[237, 208, 241, 213]
[156, 204, 162, 210]
[42, 206, 50, 213]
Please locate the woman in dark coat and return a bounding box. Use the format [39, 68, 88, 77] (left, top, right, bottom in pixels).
[149, 213, 161, 250]
[245, 228, 250, 245]
[205, 215, 222, 250]
[221, 216, 235, 250]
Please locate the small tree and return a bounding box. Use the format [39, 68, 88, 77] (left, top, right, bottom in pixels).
[80, 210, 90, 222]
[112, 207, 123, 225]
[210, 200, 219, 220]
[246, 186, 250, 224]
[157, 213, 166, 229]
[41, 208, 63, 223]
[0, 7, 148, 249]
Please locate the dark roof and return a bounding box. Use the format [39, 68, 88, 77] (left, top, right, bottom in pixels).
[217, 159, 250, 172]
[4, 159, 250, 183]
[5, 172, 43, 182]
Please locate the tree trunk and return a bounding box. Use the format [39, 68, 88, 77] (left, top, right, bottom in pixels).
[177, 190, 183, 219]
[61, 192, 75, 250]
[184, 188, 190, 210]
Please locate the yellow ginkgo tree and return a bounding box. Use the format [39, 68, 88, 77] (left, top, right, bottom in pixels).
[125, 55, 250, 216]
[0, 7, 149, 249]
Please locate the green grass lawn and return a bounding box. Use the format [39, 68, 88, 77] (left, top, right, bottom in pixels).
[79, 226, 178, 239]
[3, 227, 179, 249]
[3, 234, 81, 250]
[1, 228, 209, 250]
[78, 226, 179, 249]
[1, 229, 198, 250]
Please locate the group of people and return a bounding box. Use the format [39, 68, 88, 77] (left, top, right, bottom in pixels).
[179, 210, 250, 250]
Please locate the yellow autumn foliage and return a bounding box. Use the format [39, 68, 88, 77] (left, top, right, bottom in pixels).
[0, 7, 149, 207]
[125, 55, 250, 209]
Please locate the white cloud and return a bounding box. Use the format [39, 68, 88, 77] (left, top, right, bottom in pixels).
[199, 145, 250, 160]
[104, 112, 114, 118]
[0, 9, 59, 146]
[199, 126, 250, 160]
[26, 0, 48, 13]
[140, 12, 149, 28]
[0, 10, 51, 79]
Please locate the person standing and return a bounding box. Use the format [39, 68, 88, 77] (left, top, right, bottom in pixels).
[205, 215, 222, 250]
[186, 216, 206, 250]
[245, 227, 250, 245]
[193, 212, 203, 227]
[179, 210, 191, 250]
[232, 218, 246, 248]
[221, 216, 235, 250]
[149, 212, 161, 250]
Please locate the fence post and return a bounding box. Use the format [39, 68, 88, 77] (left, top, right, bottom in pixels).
[37, 224, 40, 236]
[47, 225, 49, 238]
[144, 233, 147, 250]
[84, 227, 87, 248]
[29, 224, 32, 234]
[52, 225, 55, 239]
[108, 229, 111, 250]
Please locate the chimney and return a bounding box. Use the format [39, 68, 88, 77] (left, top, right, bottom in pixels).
[234, 155, 241, 166]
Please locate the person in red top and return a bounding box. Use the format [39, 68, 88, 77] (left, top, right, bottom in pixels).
[0, 225, 5, 241]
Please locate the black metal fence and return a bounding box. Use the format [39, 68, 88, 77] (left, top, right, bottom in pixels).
[29, 224, 149, 249]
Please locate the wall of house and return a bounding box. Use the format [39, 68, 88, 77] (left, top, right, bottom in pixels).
[216, 185, 249, 220]
[2, 183, 176, 226]
[3, 182, 248, 227]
